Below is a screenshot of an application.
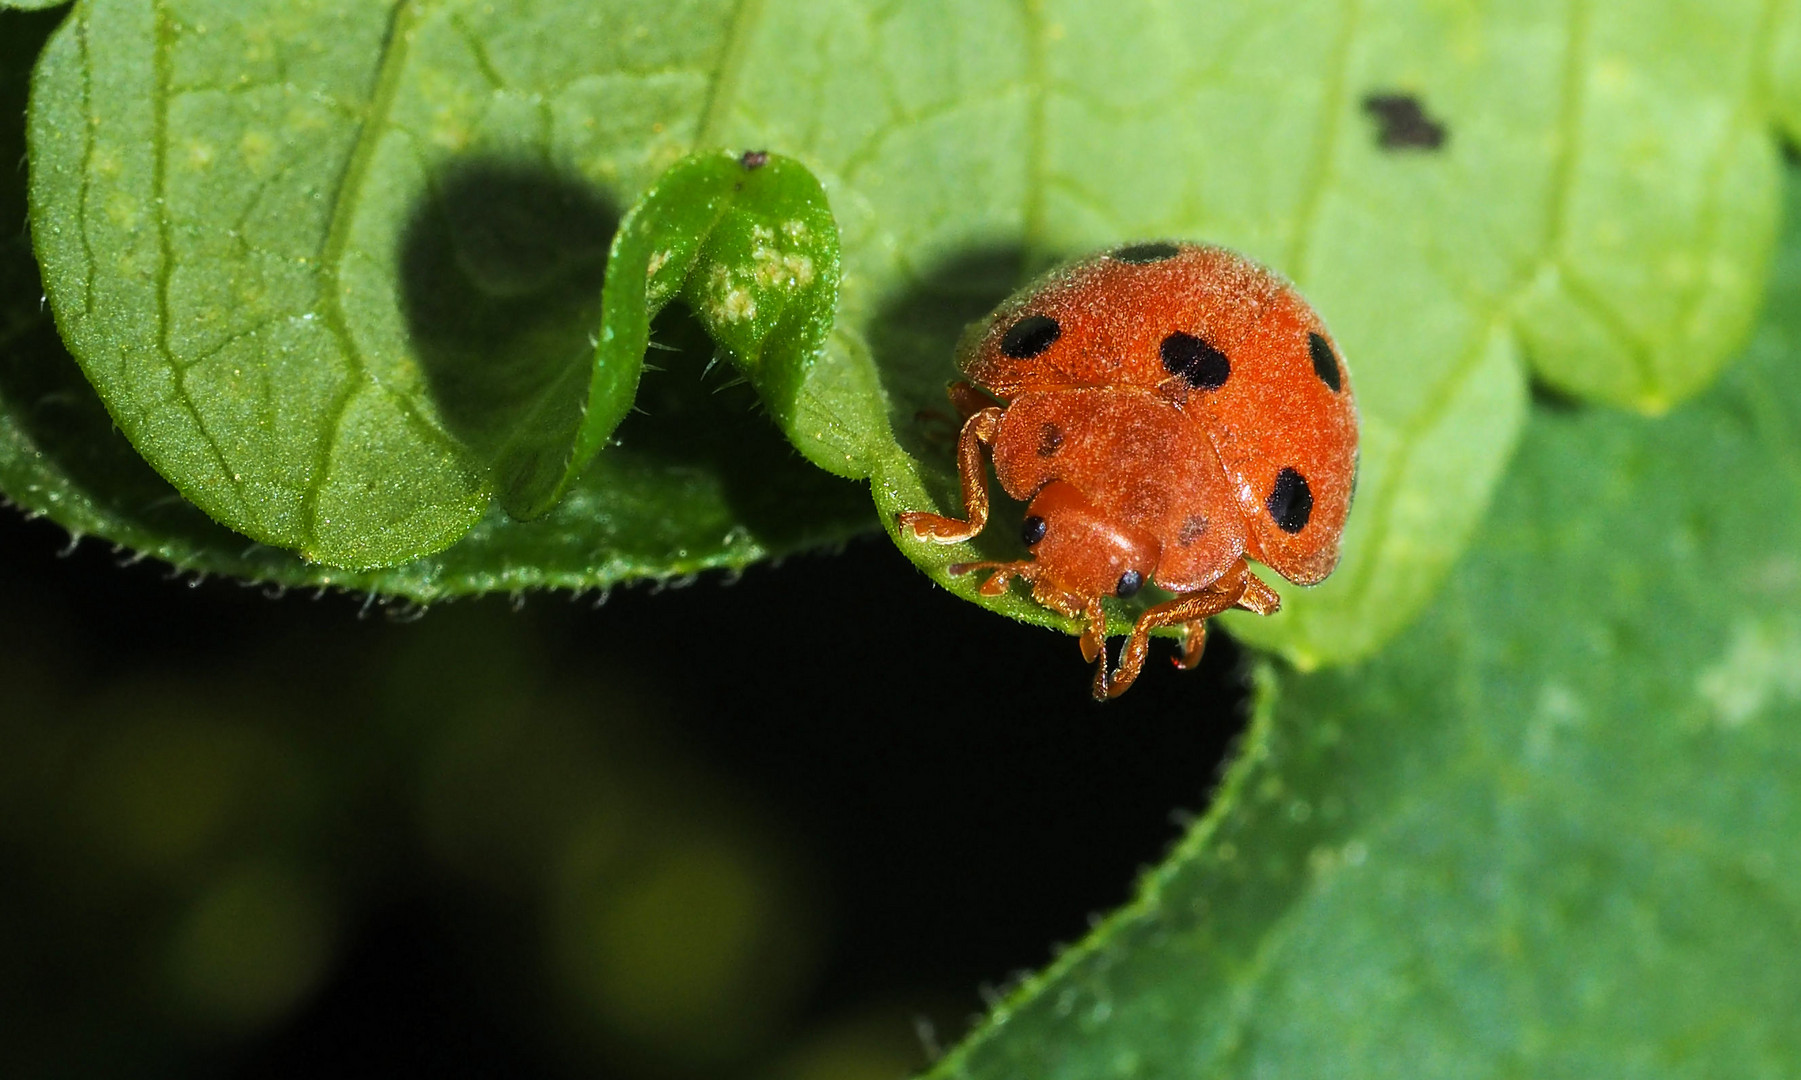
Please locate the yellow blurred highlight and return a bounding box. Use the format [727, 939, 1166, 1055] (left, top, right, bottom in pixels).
[71, 683, 305, 876]
[550, 823, 824, 1067]
[163, 859, 336, 1030]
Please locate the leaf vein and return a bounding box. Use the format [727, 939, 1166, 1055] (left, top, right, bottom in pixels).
[152, 0, 248, 518]
[694, 0, 765, 149]
[306, 0, 431, 548]
[1283, 0, 1360, 282]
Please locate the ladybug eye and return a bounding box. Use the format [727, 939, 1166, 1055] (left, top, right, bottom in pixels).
[1116, 569, 1144, 598]
[1000, 315, 1061, 359]
[1021, 515, 1048, 546]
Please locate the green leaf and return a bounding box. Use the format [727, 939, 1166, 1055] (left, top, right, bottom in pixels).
[923, 168, 1801, 1079]
[14, 1, 1801, 659]
[0, 9, 871, 600]
[505, 148, 844, 519]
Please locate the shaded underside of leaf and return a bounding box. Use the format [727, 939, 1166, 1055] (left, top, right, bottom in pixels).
[11, 0, 1801, 658]
[922, 168, 1801, 1080]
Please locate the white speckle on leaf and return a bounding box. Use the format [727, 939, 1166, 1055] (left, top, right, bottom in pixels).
[782, 219, 808, 242]
[751, 243, 785, 288]
[1697, 620, 1801, 728]
[1526, 681, 1587, 760]
[646, 249, 670, 278]
[708, 264, 756, 321]
[719, 287, 756, 323]
[784, 253, 815, 287]
[751, 224, 775, 243]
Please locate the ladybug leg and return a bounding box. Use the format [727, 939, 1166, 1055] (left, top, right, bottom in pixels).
[946, 558, 1037, 596]
[1174, 620, 1207, 670]
[896, 406, 1005, 544]
[947, 380, 998, 419]
[1078, 597, 1108, 665]
[1079, 598, 1115, 698]
[1100, 563, 1257, 700]
[1235, 569, 1282, 616]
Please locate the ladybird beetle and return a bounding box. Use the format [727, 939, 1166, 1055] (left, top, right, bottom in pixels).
[897, 242, 1358, 699]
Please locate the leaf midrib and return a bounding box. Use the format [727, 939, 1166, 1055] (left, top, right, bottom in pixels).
[303, 0, 432, 550]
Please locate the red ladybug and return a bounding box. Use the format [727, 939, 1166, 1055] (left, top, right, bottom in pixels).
[898, 242, 1358, 699]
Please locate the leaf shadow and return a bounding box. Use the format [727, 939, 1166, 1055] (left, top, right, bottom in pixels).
[866, 245, 1029, 467]
[866, 244, 1033, 558]
[397, 159, 867, 544]
[398, 159, 620, 468]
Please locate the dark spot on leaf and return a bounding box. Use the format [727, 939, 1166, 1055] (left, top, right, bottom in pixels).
[1161, 331, 1230, 390]
[1001, 315, 1061, 359]
[1362, 93, 1448, 152]
[1022, 515, 1047, 546]
[1267, 468, 1312, 533]
[1308, 332, 1342, 392]
[1037, 422, 1063, 457]
[1530, 377, 1586, 414]
[740, 149, 769, 169]
[1177, 515, 1209, 546]
[1112, 242, 1182, 264]
[1116, 569, 1144, 598]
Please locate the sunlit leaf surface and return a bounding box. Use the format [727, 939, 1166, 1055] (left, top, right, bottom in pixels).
[13, 0, 1801, 653]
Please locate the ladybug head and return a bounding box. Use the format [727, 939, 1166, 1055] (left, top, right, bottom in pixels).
[1020, 481, 1161, 605]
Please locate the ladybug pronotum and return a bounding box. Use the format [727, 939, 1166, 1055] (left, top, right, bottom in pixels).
[898, 242, 1359, 699]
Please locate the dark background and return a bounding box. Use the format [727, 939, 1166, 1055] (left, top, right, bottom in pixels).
[0, 501, 1248, 1079]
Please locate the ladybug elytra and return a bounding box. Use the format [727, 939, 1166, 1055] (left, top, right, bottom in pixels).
[898, 242, 1359, 699]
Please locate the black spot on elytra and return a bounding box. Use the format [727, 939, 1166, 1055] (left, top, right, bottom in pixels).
[1001, 315, 1061, 359]
[1177, 515, 1208, 547]
[1037, 422, 1063, 457]
[1362, 93, 1448, 151]
[1161, 331, 1230, 390]
[1308, 332, 1342, 392]
[1021, 515, 1047, 546]
[1116, 569, 1144, 598]
[1267, 468, 1312, 534]
[1111, 242, 1182, 265]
